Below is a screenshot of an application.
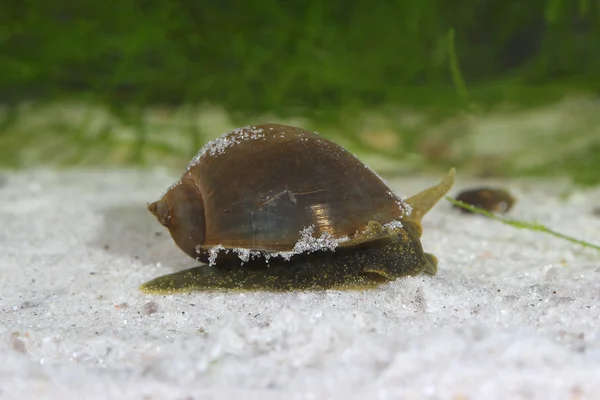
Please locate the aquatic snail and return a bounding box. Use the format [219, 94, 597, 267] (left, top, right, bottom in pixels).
[453, 187, 516, 215]
[141, 123, 455, 293]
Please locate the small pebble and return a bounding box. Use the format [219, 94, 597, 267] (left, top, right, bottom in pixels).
[9, 332, 27, 354]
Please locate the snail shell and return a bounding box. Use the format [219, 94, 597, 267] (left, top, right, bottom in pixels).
[150, 124, 413, 261]
[454, 187, 516, 214]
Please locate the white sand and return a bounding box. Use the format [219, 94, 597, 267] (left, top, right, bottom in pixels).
[1, 168, 599, 400]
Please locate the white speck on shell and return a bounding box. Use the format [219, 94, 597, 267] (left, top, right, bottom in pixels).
[396, 193, 413, 217]
[234, 248, 252, 263]
[187, 125, 266, 170]
[383, 219, 403, 230]
[206, 225, 352, 266]
[204, 218, 409, 267]
[279, 225, 347, 261]
[158, 126, 267, 198]
[208, 245, 225, 265]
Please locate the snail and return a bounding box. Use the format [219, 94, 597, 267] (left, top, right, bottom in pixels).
[141, 123, 455, 293]
[453, 187, 516, 215]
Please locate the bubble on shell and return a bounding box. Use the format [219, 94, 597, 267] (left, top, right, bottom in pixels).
[277, 225, 348, 261]
[399, 197, 413, 218]
[208, 244, 225, 265]
[187, 125, 267, 170]
[206, 225, 352, 266]
[233, 247, 251, 263]
[383, 219, 403, 230]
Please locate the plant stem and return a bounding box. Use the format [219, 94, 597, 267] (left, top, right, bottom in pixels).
[446, 196, 600, 252]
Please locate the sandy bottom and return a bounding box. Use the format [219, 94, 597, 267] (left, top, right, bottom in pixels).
[1, 168, 599, 400]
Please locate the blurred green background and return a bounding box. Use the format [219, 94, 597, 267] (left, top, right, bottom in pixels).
[1, 0, 599, 184]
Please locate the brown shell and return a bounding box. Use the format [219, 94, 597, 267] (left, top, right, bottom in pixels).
[149, 123, 409, 257]
[454, 187, 516, 214]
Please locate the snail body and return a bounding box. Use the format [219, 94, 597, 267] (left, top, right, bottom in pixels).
[142, 123, 455, 293]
